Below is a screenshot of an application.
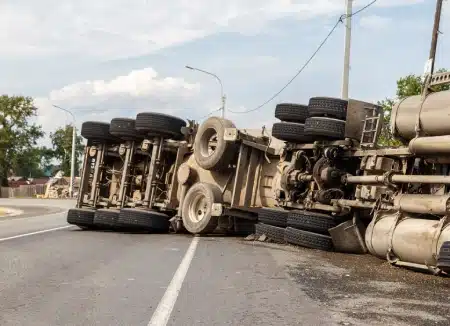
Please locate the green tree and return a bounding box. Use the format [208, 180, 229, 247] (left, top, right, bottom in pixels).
[378, 68, 450, 147]
[0, 95, 44, 186]
[49, 125, 84, 176]
[14, 146, 55, 178]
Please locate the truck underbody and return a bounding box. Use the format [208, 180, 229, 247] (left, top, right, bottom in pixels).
[66, 86, 450, 277]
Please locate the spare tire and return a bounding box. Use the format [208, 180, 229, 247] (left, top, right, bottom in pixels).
[304, 117, 345, 139]
[110, 118, 143, 141]
[272, 122, 314, 144]
[275, 103, 308, 123]
[308, 97, 348, 120]
[135, 112, 186, 139]
[81, 121, 118, 142]
[193, 117, 237, 171]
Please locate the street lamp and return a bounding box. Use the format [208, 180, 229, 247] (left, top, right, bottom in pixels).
[185, 65, 226, 118]
[52, 105, 76, 198]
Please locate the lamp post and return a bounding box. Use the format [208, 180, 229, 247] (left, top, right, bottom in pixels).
[52, 105, 76, 198]
[185, 65, 226, 118]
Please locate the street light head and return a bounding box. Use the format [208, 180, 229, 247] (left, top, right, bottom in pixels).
[185, 65, 194, 70]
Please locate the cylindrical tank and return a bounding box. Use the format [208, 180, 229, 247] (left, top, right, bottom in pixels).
[390, 90, 450, 141]
[365, 211, 450, 267]
[409, 135, 450, 155]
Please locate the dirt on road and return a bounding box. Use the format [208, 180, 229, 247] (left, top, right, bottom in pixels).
[243, 240, 450, 326]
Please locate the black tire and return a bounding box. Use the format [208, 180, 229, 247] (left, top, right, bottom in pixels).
[135, 112, 186, 139]
[308, 97, 348, 120]
[81, 121, 118, 142]
[275, 103, 308, 123]
[110, 118, 143, 141]
[67, 208, 96, 229]
[287, 210, 337, 234]
[255, 223, 286, 244]
[182, 182, 223, 234]
[272, 122, 314, 143]
[437, 241, 450, 273]
[304, 117, 345, 139]
[94, 209, 120, 229]
[258, 207, 288, 227]
[285, 227, 333, 251]
[118, 208, 170, 232]
[193, 117, 237, 171]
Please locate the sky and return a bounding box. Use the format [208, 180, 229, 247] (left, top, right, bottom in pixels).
[0, 0, 449, 146]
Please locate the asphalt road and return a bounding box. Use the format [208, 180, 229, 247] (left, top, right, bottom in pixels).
[0, 199, 448, 326]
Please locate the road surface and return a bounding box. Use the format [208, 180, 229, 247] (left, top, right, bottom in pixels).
[0, 199, 448, 326]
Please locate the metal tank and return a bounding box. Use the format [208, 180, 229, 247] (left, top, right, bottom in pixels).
[390, 90, 450, 141]
[365, 210, 450, 270]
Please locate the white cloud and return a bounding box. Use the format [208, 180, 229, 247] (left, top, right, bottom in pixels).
[0, 0, 424, 60]
[33, 67, 200, 145]
[359, 15, 392, 30]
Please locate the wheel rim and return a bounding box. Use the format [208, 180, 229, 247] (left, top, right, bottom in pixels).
[199, 128, 218, 158]
[188, 191, 209, 223]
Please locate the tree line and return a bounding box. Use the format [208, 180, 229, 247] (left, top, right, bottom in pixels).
[0, 95, 84, 186]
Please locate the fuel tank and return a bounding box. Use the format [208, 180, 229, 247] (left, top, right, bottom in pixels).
[390, 90, 450, 141]
[365, 211, 450, 268]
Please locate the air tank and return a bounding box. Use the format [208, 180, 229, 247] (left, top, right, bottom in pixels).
[365, 211, 450, 268]
[390, 90, 450, 141]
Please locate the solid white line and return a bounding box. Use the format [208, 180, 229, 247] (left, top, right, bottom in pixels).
[0, 225, 73, 242]
[148, 236, 200, 326]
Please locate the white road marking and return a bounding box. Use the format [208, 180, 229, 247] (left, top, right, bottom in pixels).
[148, 236, 200, 326]
[0, 225, 73, 242]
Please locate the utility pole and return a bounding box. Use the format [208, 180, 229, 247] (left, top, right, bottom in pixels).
[422, 0, 443, 97]
[52, 105, 76, 198]
[341, 0, 353, 100]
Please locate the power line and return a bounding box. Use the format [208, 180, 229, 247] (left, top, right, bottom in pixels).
[228, 0, 377, 114]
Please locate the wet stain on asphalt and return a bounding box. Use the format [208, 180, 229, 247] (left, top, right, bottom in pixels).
[285, 247, 450, 326]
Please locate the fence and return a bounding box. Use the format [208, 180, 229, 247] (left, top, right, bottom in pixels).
[0, 185, 46, 198]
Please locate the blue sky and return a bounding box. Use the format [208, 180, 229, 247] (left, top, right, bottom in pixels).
[0, 0, 447, 145]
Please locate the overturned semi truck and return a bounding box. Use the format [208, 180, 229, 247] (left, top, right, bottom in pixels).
[67, 88, 450, 276]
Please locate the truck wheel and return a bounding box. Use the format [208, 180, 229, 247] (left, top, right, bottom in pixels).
[287, 210, 337, 235]
[193, 117, 237, 171]
[81, 121, 118, 142]
[258, 207, 288, 227]
[182, 182, 223, 234]
[271, 122, 314, 143]
[285, 227, 333, 251]
[118, 208, 170, 232]
[275, 103, 308, 123]
[304, 117, 345, 139]
[255, 223, 286, 243]
[135, 112, 186, 139]
[437, 241, 450, 274]
[94, 209, 120, 230]
[308, 97, 348, 120]
[110, 118, 143, 141]
[67, 208, 96, 229]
